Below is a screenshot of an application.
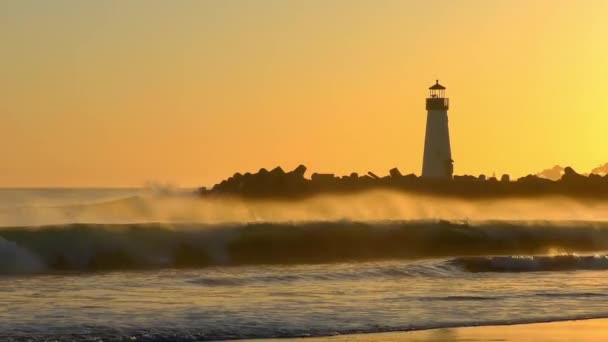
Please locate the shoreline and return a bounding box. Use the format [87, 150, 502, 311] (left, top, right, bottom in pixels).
[241, 318, 608, 341]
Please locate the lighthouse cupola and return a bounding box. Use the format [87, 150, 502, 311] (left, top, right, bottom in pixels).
[426, 80, 449, 110]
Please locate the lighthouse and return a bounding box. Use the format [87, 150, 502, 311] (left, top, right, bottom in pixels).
[422, 80, 453, 179]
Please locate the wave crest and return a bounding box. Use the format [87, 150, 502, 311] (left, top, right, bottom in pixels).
[451, 254, 608, 273]
[0, 237, 45, 273]
[1, 220, 608, 273]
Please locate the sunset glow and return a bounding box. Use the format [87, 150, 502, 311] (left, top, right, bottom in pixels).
[2, 0, 607, 187]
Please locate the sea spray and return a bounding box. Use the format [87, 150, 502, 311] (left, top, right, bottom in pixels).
[3, 190, 608, 227]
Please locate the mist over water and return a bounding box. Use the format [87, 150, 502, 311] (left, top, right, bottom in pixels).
[3, 188, 608, 275]
[2, 189, 608, 227]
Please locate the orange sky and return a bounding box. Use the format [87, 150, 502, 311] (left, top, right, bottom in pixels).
[1, 0, 607, 187]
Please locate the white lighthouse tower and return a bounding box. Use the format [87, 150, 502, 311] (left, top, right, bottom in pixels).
[422, 80, 453, 179]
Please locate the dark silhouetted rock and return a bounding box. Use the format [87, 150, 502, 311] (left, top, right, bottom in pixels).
[389, 168, 402, 178]
[311, 173, 335, 182]
[404, 173, 418, 180]
[201, 163, 608, 200]
[589, 174, 603, 182]
[291, 165, 307, 178]
[270, 166, 285, 176]
[454, 175, 477, 181]
[517, 174, 552, 184]
[561, 166, 586, 183]
[564, 167, 577, 176]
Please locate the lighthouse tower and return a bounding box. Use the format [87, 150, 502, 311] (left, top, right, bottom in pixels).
[422, 80, 453, 179]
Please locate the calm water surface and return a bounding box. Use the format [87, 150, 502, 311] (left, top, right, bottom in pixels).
[2, 262, 608, 340]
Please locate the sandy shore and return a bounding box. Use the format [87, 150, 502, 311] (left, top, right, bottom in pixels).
[246, 318, 608, 341]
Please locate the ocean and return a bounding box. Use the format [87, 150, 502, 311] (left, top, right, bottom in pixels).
[2, 189, 608, 341]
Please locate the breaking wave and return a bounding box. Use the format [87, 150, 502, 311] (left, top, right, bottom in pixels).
[0, 237, 45, 273]
[2, 220, 608, 274]
[451, 254, 608, 273]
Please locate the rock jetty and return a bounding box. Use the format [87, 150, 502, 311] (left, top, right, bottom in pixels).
[198, 165, 608, 199]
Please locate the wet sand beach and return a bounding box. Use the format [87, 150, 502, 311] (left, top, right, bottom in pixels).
[256, 319, 608, 342]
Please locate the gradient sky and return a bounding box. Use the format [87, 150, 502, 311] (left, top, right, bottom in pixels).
[1, 0, 607, 187]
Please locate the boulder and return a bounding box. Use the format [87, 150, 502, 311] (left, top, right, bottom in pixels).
[367, 171, 380, 179]
[404, 173, 418, 180]
[563, 166, 577, 176]
[454, 175, 477, 181]
[291, 164, 307, 178]
[389, 167, 402, 178]
[517, 174, 551, 183]
[270, 166, 285, 176]
[561, 166, 586, 183]
[311, 173, 335, 182]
